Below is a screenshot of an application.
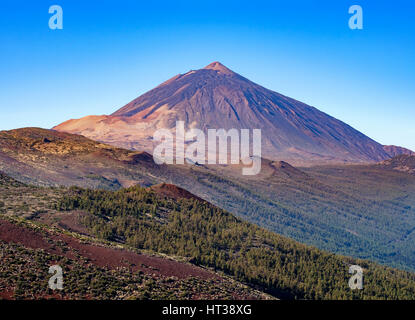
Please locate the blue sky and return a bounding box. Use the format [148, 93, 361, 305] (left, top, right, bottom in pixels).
[0, 0, 414, 149]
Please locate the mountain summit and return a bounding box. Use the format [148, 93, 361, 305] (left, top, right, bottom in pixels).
[54, 62, 404, 164]
[202, 61, 235, 75]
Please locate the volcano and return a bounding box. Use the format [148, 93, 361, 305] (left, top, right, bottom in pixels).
[54, 61, 402, 164]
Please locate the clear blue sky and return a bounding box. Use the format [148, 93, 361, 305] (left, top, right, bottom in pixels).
[0, 0, 414, 149]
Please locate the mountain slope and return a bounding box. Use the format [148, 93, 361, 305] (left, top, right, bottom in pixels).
[2, 128, 415, 271]
[54, 62, 397, 164]
[383, 145, 415, 158]
[0, 174, 269, 300]
[3, 171, 415, 300]
[0, 127, 162, 188]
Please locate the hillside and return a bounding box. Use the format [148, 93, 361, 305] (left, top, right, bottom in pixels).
[2, 128, 415, 272]
[0, 127, 165, 188]
[0, 174, 267, 300]
[53, 62, 404, 164]
[383, 145, 415, 158]
[2, 172, 415, 299]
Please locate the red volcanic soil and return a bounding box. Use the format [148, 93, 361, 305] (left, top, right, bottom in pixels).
[123, 151, 155, 164]
[0, 218, 216, 280]
[0, 289, 14, 300]
[150, 183, 205, 202]
[0, 219, 57, 253]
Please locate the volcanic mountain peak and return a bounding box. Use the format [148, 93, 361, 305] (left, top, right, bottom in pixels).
[54, 62, 409, 164]
[203, 61, 235, 75]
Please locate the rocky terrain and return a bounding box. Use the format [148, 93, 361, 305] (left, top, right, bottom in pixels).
[377, 154, 415, 175]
